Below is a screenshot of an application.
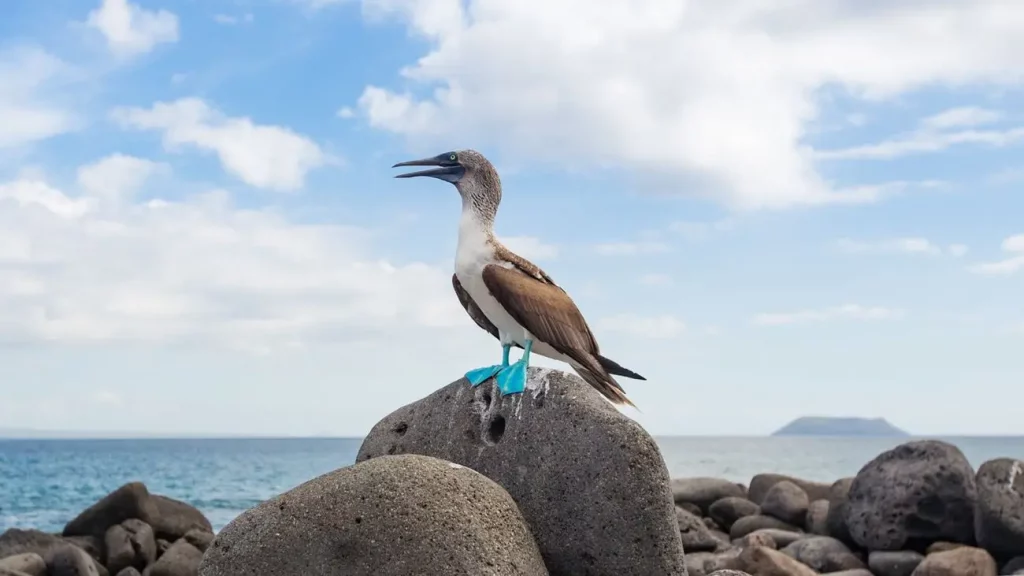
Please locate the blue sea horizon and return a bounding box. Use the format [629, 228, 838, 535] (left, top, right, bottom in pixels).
[2, 435, 1023, 534]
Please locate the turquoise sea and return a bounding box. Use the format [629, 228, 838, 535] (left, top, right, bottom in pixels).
[2, 436, 1022, 533]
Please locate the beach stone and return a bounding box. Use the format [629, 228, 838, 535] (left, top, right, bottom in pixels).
[62, 536, 102, 565]
[1002, 556, 1024, 574]
[730, 545, 816, 576]
[685, 551, 716, 576]
[868, 550, 925, 576]
[704, 549, 742, 573]
[62, 483, 159, 540]
[709, 497, 761, 531]
[678, 502, 703, 517]
[0, 553, 45, 576]
[806, 499, 829, 535]
[708, 571, 752, 576]
[149, 497, 211, 542]
[114, 569, 142, 576]
[104, 520, 155, 574]
[0, 530, 64, 561]
[825, 570, 873, 576]
[845, 440, 977, 550]
[672, 478, 747, 513]
[677, 507, 721, 552]
[825, 477, 856, 546]
[910, 546, 996, 576]
[182, 529, 213, 553]
[740, 531, 777, 549]
[761, 481, 810, 527]
[924, 541, 962, 554]
[199, 454, 547, 576]
[729, 515, 801, 539]
[356, 368, 684, 576]
[709, 529, 731, 549]
[44, 543, 100, 576]
[745, 528, 805, 548]
[974, 457, 1024, 559]
[780, 536, 865, 572]
[155, 539, 170, 558]
[148, 540, 202, 576]
[749, 474, 831, 505]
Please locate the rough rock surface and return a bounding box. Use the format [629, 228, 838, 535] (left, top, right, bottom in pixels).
[103, 520, 155, 575]
[44, 544, 100, 576]
[149, 540, 202, 576]
[149, 497, 212, 542]
[749, 474, 830, 505]
[0, 529, 64, 559]
[672, 478, 746, 514]
[709, 497, 761, 531]
[909, 546, 996, 576]
[0, 552, 45, 576]
[761, 481, 810, 527]
[973, 457, 1024, 559]
[356, 369, 685, 576]
[199, 454, 548, 576]
[730, 545, 816, 576]
[805, 499, 829, 535]
[1003, 556, 1024, 574]
[844, 440, 977, 550]
[780, 536, 865, 572]
[729, 515, 801, 539]
[825, 477, 856, 545]
[868, 550, 924, 576]
[62, 483, 159, 540]
[676, 507, 720, 552]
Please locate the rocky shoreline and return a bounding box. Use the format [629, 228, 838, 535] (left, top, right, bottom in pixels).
[2, 368, 1023, 575]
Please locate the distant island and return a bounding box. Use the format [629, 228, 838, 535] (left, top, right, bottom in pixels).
[771, 416, 910, 437]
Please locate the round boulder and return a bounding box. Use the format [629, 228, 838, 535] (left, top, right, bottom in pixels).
[199, 454, 548, 576]
[844, 440, 977, 550]
[672, 478, 747, 513]
[709, 497, 760, 531]
[868, 550, 924, 576]
[780, 536, 865, 573]
[974, 457, 1024, 559]
[910, 546, 996, 576]
[729, 515, 800, 539]
[761, 481, 809, 527]
[805, 499, 829, 536]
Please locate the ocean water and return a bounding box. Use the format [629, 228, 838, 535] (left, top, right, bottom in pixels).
[1, 436, 1022, 533]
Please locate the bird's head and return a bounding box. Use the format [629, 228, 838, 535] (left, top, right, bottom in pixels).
[392, 149, 501, 207]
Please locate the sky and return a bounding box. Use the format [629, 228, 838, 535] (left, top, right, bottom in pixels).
[0, 0, 1022, 437]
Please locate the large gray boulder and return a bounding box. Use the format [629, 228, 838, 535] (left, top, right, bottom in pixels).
[357, 368, 685, 576]
[973, 457, 1024, 559]
[844, 440, 977, 550]
[748, 474, 830, 505]
[199, 454, 548, 576]
[62, 483, 159, 540]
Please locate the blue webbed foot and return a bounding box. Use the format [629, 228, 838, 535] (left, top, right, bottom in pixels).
[495, 360, 527, 395]
[465, 364, 504, 387]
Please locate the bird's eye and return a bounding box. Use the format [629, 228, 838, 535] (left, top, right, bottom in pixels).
[449, 153, 457, 161]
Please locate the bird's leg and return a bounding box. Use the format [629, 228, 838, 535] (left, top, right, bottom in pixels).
[496, 339, 532, 395]
[465, 343, 512, 387]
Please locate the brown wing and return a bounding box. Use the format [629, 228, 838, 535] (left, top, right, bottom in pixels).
[452, 273, 500, 340]
[481, 264, 599, 356]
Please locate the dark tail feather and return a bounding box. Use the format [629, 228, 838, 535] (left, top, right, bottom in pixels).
[569, 353, 638, 409]
[596, 354, 646, 380]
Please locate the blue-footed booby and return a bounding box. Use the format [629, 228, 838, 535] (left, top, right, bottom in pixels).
[392, 149, 645, 407]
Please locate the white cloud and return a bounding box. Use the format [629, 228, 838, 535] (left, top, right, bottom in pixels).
[594, 241, 670, 256]
[501, 235, 558, 261]
[752, 305, 905, 326]
[599, 314, 685, 339]
[835, 237, 962, 256]
[111, 98, 332, 191]
[921, 106, 1003, 130]
[337, 107, 356, 119]
[0, 48, 77, 149]
[292, 0, 348, 9]
[85, 0, 179, 57]
[354, 0, 1024, 210]
[0, 155, 464, 350]
[214, 13, 254, 25]
[639, 273, 672, 286]
[969, 234, 1024, 275]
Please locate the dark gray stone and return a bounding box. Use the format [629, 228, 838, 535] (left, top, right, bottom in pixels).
[825, 477, 856, 546]
[678, 502, 703, 517]
[729, 515, 800, 539]
[149, 540, 202, 576]
[155, 539, 170, 558]
[743, 528, 805, 548]
[44, 544, 100, 576]
[0, 529, 62, 559]
[868, 550, 924, 576]
[709, 497, 760, 531]
[780, 536, 865, 572]
[1003, 556, 1024, 574]
[62, 536, 103, 565]
[104, 519, 155, 574]
[149, 497, 211, 542]
[181, 529, 212, 553]
[805, 499, 829, 536]
[824, 571, 873, 576]
[844, 440, 977, 550]
[748, 473, 830, 505]
[672, 478, 746, 514]
[911, 546, 996, 576]
[356, 368, 685, 576]
[761, 481, 809, 527]
[0, 552, 45, 576]
[62, 483, 159, 540]
[974, 457, 1024, 559]
[121, 520, 156, 568]
[114, 569, 142, 576]
[198, 454, 547, 576]
[676, 506, 720, 552]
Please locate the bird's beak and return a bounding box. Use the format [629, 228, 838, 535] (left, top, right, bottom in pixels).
[392, 156, 464, 182]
